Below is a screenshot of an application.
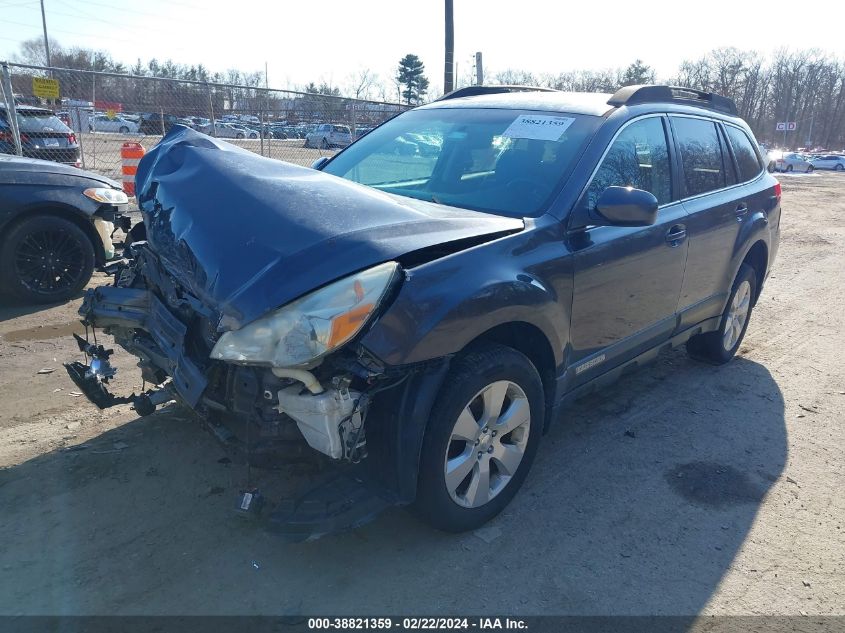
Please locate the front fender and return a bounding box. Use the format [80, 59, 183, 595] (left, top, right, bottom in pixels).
[361, 227, 568, 369]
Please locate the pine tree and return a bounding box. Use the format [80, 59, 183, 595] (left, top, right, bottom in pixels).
[621, 60, 656, 87]
[397, 54, 430, 105]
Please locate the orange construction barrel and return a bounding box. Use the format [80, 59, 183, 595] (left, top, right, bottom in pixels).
[121, 142, 145, 197]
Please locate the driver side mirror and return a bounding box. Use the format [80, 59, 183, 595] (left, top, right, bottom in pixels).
[593, 186, 658, 227]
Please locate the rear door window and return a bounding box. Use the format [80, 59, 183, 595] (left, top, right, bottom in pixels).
[585, 116, 672, 208]
[724, 125, 763, 182]
[671, 117, 728, 197]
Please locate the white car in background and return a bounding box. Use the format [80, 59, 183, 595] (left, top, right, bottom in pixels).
[809, 154, 845, 171]
[304, 124, 352, 149]
[88, 114, 139, 134]
[212, 122, 258, 139]
[773, 152, 814, 173]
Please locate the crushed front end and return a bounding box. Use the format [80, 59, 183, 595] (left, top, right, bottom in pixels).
[62, 126, 516, 538]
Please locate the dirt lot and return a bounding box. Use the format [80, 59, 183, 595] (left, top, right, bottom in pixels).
[0, 172, 843, 616]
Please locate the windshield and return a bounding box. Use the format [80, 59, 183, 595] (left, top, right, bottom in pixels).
[323, 107, 601, 217]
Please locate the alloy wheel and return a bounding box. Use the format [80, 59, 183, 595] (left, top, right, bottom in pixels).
[14, 227, 86, 296]
[723, 280, 751, 351]
[444, 380, 531, 508]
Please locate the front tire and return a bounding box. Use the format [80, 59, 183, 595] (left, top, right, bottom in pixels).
[686, 263, 757, 365]
[413, 344, 544, 532]
[321, 137, 330, 149]
[835, 164, 844, 172]
[119, 126, 129, 134]
[0, 214, 95, 304]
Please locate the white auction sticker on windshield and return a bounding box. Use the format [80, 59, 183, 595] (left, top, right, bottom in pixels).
[502, 115, 575, 141]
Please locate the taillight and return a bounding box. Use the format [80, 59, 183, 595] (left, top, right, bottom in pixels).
[68, 133, 77, 144]
[20, 133, 30, 143]
[774, 182, 782, 199]
[0, 130, 11, 142]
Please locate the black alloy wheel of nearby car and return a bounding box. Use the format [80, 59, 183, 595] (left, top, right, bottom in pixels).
[0, 214, 95, 304]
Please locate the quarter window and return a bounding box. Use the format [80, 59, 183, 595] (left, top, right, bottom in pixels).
[586, 117, 672, 208]
[672, 117, 729, 197]
[724, 125, 763, 182]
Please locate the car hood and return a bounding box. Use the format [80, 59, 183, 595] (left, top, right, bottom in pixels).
[135, 126, 524, 328]
[0, 155, 119, 187]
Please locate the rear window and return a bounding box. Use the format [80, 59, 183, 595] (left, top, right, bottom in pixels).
[672, 116, 729, 197]
[13, 110, 72, 134]
[333, 125, 350, 133]
[724, 125, 762, 183]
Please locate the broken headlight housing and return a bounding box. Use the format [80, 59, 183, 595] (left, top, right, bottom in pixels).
[210, 262, 399, 368]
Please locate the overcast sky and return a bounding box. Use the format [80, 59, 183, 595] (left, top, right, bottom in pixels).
[3, 0, 845, 96]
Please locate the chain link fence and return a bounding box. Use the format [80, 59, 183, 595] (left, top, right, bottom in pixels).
[1, 62, 408, 184]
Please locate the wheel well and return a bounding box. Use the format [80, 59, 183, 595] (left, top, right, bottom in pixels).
[0, 206, 104, 266]
[742, 240, 768, 304]
[463, 321, 557, 431]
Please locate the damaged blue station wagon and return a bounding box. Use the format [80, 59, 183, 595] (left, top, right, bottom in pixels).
[66, 85, 781, 538]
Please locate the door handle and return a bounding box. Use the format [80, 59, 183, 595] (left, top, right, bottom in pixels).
[666, 224, 687, 245]
[735, 203, 749, 218]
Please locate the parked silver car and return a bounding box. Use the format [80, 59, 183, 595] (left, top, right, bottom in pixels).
[212, 122, 258, 139]
[88, 114, 139, 134]
[304, 124, 352, 149]
[773, 152, 813, 173]
[809, 154, 845, 171]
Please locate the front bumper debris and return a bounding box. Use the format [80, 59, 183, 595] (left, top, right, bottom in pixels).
[77, 285, 208, 407]
[65, 244, 442, 539]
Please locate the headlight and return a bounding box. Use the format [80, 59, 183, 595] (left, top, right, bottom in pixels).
[210, 262, 399, 368]
[84, 188, 129, 205]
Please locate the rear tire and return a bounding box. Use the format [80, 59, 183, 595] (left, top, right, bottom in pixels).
[686, 263, 757, 365]
[836, 164, 844, 172]
[0, 214, 95, 304]
[413, 344, 544, 532]
[321, 137, 330, 149]
[786, 165, 793, 172]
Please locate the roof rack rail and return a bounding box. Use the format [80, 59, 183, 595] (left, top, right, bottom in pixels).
[436, 85, 558, 102]
[607, 85, 737, 115]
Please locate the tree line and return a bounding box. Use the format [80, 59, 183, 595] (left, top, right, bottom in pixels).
[9, 37, 845, 149]
[494, 50, 845, 149]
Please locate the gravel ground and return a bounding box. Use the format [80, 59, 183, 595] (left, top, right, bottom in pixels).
[0, 171, 842, 616]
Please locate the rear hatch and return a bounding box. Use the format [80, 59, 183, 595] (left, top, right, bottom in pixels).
[16, 109, 77, 150]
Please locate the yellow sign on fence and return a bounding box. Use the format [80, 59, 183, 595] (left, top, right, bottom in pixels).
[32, 77, 60, 99]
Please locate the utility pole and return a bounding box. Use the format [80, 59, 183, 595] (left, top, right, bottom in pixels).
[806, 114, 814, 148]
[475, 52, 483, 86]
[40, 0, 51, 68]
[444, 0, 454, 94]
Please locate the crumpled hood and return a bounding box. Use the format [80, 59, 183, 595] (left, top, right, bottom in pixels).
[136, 126, 523, 328]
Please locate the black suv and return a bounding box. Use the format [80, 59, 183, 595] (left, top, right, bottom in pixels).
[137, 112, 181, 135]
[67, 85, 780, 537]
